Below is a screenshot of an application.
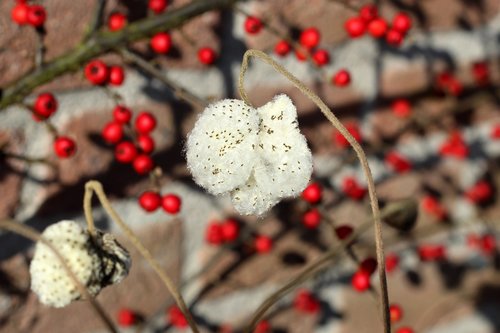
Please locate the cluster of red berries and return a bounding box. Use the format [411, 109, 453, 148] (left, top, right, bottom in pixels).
[344, 5, 412, 47]
[205, 219, 240, 245]
[84, 59, 125, 86]
[101, 105, 158, 175]
[11, 1, 46, 27]
[301, 182, 323, 228]
[32, 92, 77, 158]
[138, 191, 181, 214]
[351, 257, 377, 292]
[467, 233, 497, 255]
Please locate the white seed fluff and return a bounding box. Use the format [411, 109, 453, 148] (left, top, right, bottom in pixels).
[186, 99, 259, 194]
[30, 220, 130, 308]
[186, 94, 312, 215]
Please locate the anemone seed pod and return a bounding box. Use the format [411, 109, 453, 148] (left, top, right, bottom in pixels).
[30, 220, 131, 307]
[186, 94, 313, 215]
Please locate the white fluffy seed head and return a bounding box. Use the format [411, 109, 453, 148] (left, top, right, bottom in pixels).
[29, 220, 131, 308]
[186, 99, 259, 194]
[185, 95, 313, 216]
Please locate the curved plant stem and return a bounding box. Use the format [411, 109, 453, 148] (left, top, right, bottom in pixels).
[83, 180, 200, 333]
[0, 219, 118, 333]
[238, 49, 390, 333]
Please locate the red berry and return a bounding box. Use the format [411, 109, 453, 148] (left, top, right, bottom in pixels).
[465, 180, 493, 203]
[344, 17, 366, 38]
[368, 18, 388, 38]
[34, 93, 58, 118]
[135, 112, 157, 134]
[396, 327, 414, 333]
[162, 194, 181, 214]
[253, 321, 271, 333]
[115, 141, 137, 163]
[332, 69, 351, 87]
[138, 191, 162, 212]
[302, 182, 322, 204]
[133, 154, 154, 174]
[274, 40, 291, 56]
[198, 47, 217, 65]
[335, 225, 353, 240]
[334, 123, 361, 148]
[254, 235, 273, 254]
[137, 135, 155, 154]
[84, 60, 109, 85]
[108, 12, 127, 31]
[359, 4, 378, 23]
[312, 49, 330, 66]
[221, 219, 239, 242]
[481, 234, 496, 255]
[117, 308, 137, 327]
[205, 222, 224, 245]
[302, 208, 321, 229]
[421, 195, 447, 221]
[168, 306, 188, 329]
[342, 177, 366, 200]
[389, 304, 403, 323]
[149, 0, 167, 14]
[418, 244, 445, 261]
[439, 131, 469, 159]
[491, 124, 500, 139]
[150, 32, 172, 54]
[113, 105, 132, 124]
[293, 289, 320, 314]
[54, 137, 76, 158]
[11, 3, 29, 25]
[109, 66, 125, 86]
[386, 29, 404, 46]
[392, 12, 412, 33]
[472, 61, 489, 86]
[27, 5, 46, 27]
[101, 121, 123, 144]
[385, 151, 412, 173]
[391, 99, 411, 117]
[244, 16, 263, 34]
[385, 253, 399, 273]
[299, 27, 321, 49]
[351, 270, 371, 292]
[359, 257, 377, 275]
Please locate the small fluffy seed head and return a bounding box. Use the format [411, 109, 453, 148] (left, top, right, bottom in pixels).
[30, 220, 130, 307]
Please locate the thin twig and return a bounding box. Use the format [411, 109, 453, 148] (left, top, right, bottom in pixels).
[120, 48, 208, 110]
[84, 0, 107, 41]
[0, 219, 118, 333]
[35, 31, 45, 69]
[83, 180, 200, 333]
[238, 49, 390, 333]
